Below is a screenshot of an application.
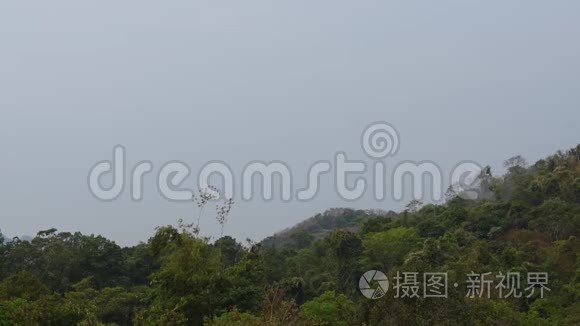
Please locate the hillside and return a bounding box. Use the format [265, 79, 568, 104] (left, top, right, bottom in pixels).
[260, 208, 397, 248]
[0, 145, 578, 325]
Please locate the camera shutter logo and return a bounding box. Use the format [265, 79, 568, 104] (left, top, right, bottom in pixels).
[360, 270, 389, 299]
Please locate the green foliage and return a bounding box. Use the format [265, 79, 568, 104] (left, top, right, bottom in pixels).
[145, 224, 224, 325]
[301, 291, 356, 326]
[325, 230, 363, 295]
[214, 236, 244, 267]
[213, 308, 261, 326]
[362, 227, 421, 270]
[0, 146, 578, 324]
[0, 272, 49, 301]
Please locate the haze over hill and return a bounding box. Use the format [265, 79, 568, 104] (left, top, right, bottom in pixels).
[0, 145, 578, 324]
[260, 208, 397, 248]
[1, 1, 580, 246]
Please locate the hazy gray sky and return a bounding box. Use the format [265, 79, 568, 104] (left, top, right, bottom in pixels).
[1, 1, 579, 245]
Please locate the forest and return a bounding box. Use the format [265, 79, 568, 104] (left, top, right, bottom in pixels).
[0, 145, 578, 325]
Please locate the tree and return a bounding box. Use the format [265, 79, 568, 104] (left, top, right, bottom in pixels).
[144, 222, 224, 325]
[214, 236, 244, 267]
[0, 272, 49, 301]
[362, 227, 421, 271]
[301, 291, 356, 326]
[504, 155, 528, 171]
[325, 230, 362, 295]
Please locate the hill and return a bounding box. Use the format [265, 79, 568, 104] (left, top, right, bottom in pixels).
[0, 144, 578, 325]
[260, 208, 397, 248]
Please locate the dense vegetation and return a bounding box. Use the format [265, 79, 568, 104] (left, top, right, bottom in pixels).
[0, 146, 579, 325]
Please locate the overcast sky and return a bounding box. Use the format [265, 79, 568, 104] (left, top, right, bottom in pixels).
[1, 1, 579, 245]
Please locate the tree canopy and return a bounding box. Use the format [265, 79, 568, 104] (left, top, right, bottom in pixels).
[0, 145, 579, 325]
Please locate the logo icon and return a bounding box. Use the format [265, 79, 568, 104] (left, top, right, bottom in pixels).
[360, 270, 389, 299]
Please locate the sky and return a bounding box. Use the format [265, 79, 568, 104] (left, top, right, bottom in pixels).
[1, 1, 579, 246]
